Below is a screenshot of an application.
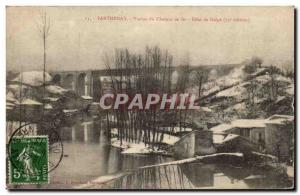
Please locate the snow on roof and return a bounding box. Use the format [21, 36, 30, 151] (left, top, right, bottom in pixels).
[231, 119, 266, 128]
[46, 85, 67, 95]
[12, 71, 52, 86]
[210, 119, 266, 133]
[213, 134, 226, 144]
[16, 99, 42, 105]
[266, 114, 294, 125]
[213, 133, 239, 144]
[44, 97, 59, 102]
[7, 84, 28, 95]
[211, 114, 294, 133]
[6, 102, 15, 107]
[6, 91, 17, 102]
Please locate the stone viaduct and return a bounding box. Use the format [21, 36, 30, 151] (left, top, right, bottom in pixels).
[50, 64, 240, 102]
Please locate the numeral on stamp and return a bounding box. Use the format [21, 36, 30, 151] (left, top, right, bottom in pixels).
[9, 136, 49, 184]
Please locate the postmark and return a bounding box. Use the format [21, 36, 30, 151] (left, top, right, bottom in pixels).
[7, 122, 64, 184]
[9, 136, 49, 184]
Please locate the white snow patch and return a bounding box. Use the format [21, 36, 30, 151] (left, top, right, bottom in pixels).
[213, 134, 226, 144]
[213, 133, 239, 144]
[172, 126, 193, 133]
[275, 75, 292, 83]
[287, 166, 294, 178]
[286, 84, 294, 95]
[63, 109, 78, 113]
[210, 119, 266, 133]
[7, 84, 28, 95]
[111, 138, 165, 154]
[44, 97, 59, 102]
[16, 99, 42, 105]
[231, 119, 266, 128]
[232, 102, 246, 111]
[46, 85, 67, 95]
[216, 84, 246, 98]
[266, 114, 294, 125]
[162, 133, 180, 145]
[275, 96, 286, 103]
[81, 95, 93, 100]
[44, 103, 53, 109]
[222, 134, 239, 142]
[201, 107, 212, 112]
[255, 75, 270, 83]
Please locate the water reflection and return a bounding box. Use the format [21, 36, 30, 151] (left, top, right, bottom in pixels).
[103, 162, 293, 189]
[6, 117, 293, 189]
[47, 116, 172, 187]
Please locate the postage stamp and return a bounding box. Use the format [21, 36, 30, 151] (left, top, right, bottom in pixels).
[9, 136, 49, 184]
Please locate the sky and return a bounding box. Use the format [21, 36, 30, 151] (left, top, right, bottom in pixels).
[6, 6, 294, 71]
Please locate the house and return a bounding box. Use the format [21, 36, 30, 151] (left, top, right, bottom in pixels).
[173, 130, 216, 159]
[210, 119, 266, 147]
[265, 115, 294, 162]
[210, 115, 294, 161]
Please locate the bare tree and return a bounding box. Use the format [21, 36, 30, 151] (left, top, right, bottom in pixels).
[37, 12, 51, 117]
[192, 70, 208, 98]
[243, 56, 263, 74]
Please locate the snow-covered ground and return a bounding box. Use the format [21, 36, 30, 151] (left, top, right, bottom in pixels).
[111, 138, 166, 154]
[110, 127, 181, 154]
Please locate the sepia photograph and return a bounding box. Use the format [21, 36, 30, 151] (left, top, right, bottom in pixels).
[6, 6, 295, 190]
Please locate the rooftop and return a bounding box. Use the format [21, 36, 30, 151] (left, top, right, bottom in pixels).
[210, 114, 294, 133]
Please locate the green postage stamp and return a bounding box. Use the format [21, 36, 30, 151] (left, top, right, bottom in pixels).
[9, 136, 49, 184]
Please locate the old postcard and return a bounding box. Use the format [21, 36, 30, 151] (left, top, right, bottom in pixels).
[6, 6, 295, 190]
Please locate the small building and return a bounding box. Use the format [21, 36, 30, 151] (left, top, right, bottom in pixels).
[14, 99, 43, 121]
[210, 119, 267, 150]
[173, 130, 216, 159]
[210, 115, 294, 161]
[265, 115, 294, 162]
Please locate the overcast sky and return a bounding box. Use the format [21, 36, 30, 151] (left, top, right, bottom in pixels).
[6, 6, 294, 71]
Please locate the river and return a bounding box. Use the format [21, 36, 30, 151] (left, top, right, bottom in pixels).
[6, 115, 293, 189]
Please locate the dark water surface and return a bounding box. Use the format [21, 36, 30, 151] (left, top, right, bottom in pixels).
[7, 115, 293, 189]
